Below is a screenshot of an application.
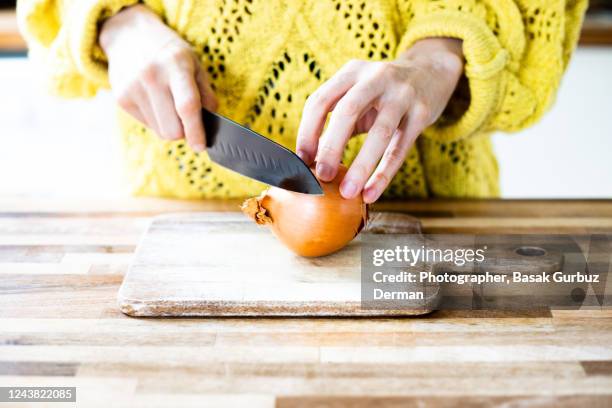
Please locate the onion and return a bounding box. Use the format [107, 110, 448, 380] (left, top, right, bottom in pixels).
[241, 165, 368, 257]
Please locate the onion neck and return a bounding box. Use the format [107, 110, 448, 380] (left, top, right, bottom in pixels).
[240, 192, 272, 225]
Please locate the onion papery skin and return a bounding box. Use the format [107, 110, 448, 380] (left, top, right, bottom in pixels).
[241, 166, 368, 257]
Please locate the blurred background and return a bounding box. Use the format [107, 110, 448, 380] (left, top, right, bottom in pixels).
[0, 1, 611, 199]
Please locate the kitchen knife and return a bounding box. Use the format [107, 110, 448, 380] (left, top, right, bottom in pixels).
[202, 109, 323, 195]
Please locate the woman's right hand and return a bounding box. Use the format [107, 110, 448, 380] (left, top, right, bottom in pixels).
[100, 4, 217, 152]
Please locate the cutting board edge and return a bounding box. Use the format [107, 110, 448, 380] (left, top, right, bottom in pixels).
[117, 295, 438, 317]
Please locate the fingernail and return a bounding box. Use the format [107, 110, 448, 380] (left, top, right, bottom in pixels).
[316, 162, 333, 181]
[296, 149, 311, 164]
[340, 180, 359, 198]
[192, 144, 206, 152]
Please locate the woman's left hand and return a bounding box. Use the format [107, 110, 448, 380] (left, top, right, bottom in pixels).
[296, 38, 464, 203]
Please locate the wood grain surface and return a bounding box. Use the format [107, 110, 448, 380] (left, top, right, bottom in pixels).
[1, 198, 612, 407]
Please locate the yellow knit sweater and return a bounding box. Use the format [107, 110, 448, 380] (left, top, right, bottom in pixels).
[17, 0, 587, 199]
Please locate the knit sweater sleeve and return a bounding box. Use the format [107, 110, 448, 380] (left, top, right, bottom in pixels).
[16, 0, 165, 97]
[394, 0, 588, 142]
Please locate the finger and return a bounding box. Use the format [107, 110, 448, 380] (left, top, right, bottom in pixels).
[340, 105, 404, 199]
[315, 80, 382, 182]
[296, 61, 362, 165]
[362, 115, 422, 204]
[145, 83, 184, 141]
[119, 99, 147, 126]
[114, 83, 151, 129]
[171, 71, 206, 152]
[196, 67, 218, 112]
[139, 97, 161, 136]
[132, 83, 161, 136]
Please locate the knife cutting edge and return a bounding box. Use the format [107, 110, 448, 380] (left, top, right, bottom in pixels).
[202, 109, 323, 195]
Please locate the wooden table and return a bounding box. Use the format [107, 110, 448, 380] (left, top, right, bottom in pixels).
[1, 197, 611, 407]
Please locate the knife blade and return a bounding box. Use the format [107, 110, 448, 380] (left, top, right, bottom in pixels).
[202, 109, 323, 195]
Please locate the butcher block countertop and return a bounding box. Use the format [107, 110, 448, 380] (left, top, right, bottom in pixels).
[1, 196, 612, 407]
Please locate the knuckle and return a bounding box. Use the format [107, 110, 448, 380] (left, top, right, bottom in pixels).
[176, 97, 201, 117]
[413, 101, 432, 125]
[115, 85, 140, 110]
[361, 78, 379, 95]
[163, 127, 183, 141]
[173, 47, 190, 62]
[372, 124, 395, 143]
[373, 171, 391, 189]
[318, 143, 341, 158]
[140, 64, 159, 86]
[371, 62, 391, 79]
[115, 92, 133, 110]
[172, 131, 185, 141]
[334, 71, 354, 87]
[337, 97, 361, 117]
[162, 44, 190, 62]
[398, 83, 416, 100]
[308, 89, 330, 107]
[384, 145, 406, 167]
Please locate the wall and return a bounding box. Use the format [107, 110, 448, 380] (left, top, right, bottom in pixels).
[493, 46, 612, 198]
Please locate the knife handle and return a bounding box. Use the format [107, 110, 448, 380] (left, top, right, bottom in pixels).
[202, 108, 220, 148]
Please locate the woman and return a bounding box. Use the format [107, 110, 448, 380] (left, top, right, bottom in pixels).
[17, 0, 587, 202]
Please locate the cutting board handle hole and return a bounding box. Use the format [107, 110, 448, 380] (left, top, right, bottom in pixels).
[515, 246, 547, 257]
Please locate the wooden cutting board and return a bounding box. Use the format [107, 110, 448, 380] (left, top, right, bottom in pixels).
[117, 212, 439, 317]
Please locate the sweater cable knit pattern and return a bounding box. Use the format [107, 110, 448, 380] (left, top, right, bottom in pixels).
[17, 0, 586, 198]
